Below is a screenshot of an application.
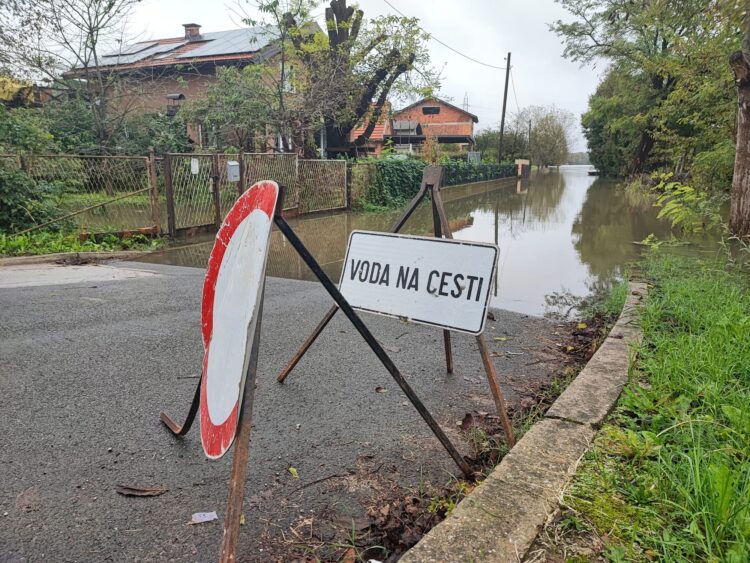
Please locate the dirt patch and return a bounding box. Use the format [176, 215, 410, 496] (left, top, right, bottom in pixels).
[251, 313, 618, 562]
[54, 254, 99, 266]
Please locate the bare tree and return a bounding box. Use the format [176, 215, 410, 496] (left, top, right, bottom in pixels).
[729, 2, 750, 238]
[0, 0, 144, 149]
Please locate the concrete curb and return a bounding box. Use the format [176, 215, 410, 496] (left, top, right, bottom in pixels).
[400, 282, 647, 563]
[0, 250, 153, 267]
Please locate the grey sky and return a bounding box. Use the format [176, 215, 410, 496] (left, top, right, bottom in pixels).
[129, 0, 604, 151]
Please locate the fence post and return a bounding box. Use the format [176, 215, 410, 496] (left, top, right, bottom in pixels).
[147, 148, 162, 232]
[163, 153, 177, 239]
[345, 161, 351, 210]
[211, 152, 222, 229]
[238, 150, 245, 197]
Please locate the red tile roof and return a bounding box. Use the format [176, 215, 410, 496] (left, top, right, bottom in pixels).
[349, 103, 392, 142]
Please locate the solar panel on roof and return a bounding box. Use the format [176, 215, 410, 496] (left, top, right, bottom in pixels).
[175, 28, 273, 59]
[104, 41, 158, 57]
[97, 41, 187, 66]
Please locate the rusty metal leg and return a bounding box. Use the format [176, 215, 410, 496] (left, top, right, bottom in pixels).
[442, 330, 454, 374]
[476, 334, 516, 447]
[275, 182, 432, 383]
[219, 286, 264, 563]
[159, 376, 201, 437]
[277, 305, 338, 383]
[275, 214, 473, 478]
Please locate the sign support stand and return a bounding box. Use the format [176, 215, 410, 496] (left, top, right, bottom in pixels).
[277, 166, 515, 447]
[159, 182, 476, 562]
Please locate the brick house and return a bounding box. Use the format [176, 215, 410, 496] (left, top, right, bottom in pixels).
[389, 98, 478, 152]
[78, 24, 278, 112]
[65, 23, 283, 147]
[347, 97, 478, 156]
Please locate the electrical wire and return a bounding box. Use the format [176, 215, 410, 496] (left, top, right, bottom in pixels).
[510, 67, 521, 114]
[381, 0, 506, 71]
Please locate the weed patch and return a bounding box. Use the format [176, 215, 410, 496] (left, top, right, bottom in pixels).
[530, 255, 750, 562]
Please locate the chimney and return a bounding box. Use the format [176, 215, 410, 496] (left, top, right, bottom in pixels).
[183, 23, 201, 41]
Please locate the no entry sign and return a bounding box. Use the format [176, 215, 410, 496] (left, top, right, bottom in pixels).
[339, 231, 498, 335]
[199, 181, 278, 459]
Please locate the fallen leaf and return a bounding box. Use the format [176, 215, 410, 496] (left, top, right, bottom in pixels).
[375, 386, 386, 393]
[240, 514, 245, 526]
[288, 467, 299, 479]
[189, 511, 218, 525]
[16, 487, 41, 512]
[115, 485, 168, 497]
[487, 311, 496, 321]
[342, 547, 356, 563]
[566, 345, 574, 352]
[577, 322, 588, 329]
[493, 336, 508, 342]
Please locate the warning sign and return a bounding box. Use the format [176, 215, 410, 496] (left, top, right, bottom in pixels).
[339, 231, 498, 335]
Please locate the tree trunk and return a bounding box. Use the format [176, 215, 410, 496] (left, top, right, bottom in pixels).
[630, 129, 654, 175]
[729, 49, 750, 238]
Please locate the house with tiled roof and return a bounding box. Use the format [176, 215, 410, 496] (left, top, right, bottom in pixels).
[346, 102, 392, 156]
[389, 98, 478, 150]
[346, 97, 478, 156]
[65, 23, 279, 122]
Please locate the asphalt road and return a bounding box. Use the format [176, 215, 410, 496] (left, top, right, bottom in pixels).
[0, 261, 563, 562]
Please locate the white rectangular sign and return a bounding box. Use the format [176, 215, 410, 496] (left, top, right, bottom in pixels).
[339, 231, 499, 335]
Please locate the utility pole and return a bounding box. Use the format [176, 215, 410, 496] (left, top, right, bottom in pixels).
[497, 52, 511, 164]
[528, 119, 532, 163]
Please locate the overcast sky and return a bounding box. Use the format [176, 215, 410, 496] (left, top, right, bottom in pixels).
[129, 0, 605, 151]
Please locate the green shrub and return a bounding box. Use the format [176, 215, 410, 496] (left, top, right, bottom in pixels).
[0, 231, 164, 256]
[692, 140, 735, 193]
[0, 166, 60, 233]
[360, 157, 517, 209]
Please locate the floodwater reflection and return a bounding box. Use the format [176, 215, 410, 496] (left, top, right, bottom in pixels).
[140, 166, 672, 317]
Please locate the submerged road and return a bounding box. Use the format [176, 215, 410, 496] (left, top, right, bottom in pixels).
[0, 261, 563, 561]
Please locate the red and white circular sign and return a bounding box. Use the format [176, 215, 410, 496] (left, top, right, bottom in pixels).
[199, 180, 279, 459]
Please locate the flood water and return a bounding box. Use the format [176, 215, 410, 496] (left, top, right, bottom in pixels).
[140, 166, 674, 317]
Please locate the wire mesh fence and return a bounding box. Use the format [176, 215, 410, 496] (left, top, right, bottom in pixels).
[243, 153, 298, 211]
[166, 154, 218, 230]
[164, 153, 347, 233]
[5, 151, 351, 237]
[19, 154, 156, 234]
[297, 160, 347, 213]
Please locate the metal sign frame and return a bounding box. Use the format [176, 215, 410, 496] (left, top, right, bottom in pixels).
[278, 166, 515, 446]
[159, 174, 486, 562]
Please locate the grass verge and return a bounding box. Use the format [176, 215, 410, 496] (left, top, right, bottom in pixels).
[0, 231, 165, 256]
[529, 254, 750, 562]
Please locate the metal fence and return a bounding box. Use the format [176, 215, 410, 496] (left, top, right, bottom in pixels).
[162, 152, 347, 237]
[12, 154, 160, 234]
[2, 150, 352, 238]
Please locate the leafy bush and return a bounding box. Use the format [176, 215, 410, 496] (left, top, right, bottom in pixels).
[361, 157, 517, 209]
[0, 106, 55, 153]
[652, 174, 725, 234]
[0, 231, 164, 256]
[691, 140, 735, 193]
[0, 166, 60, 233]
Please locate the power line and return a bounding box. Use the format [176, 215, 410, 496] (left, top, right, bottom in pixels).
[381, 0, 506, 71]
[510, 67, 521, 114]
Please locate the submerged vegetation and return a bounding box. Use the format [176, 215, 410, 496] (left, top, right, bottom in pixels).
[535, 254, 750, 561]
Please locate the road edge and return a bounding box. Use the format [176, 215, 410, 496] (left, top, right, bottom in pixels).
[0, 250, 153, 267]
[399, 281, 648, 562]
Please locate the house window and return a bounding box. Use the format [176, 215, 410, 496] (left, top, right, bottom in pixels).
[422, 106, 440, 115]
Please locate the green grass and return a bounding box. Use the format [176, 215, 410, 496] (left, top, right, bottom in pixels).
[0, 231, 165, 256]
[559, 254, 750, 561]
[59, 191, 153, 207]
